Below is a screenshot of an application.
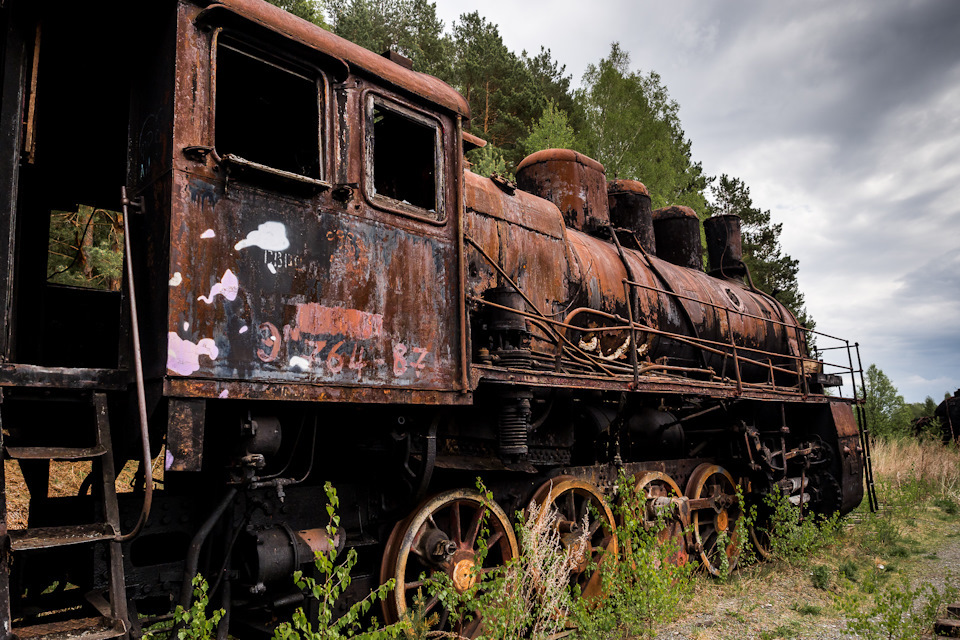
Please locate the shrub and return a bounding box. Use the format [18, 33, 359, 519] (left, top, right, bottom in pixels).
[173, 575, 224, 640]
[840, 576, 959, 640]
[810, 565, 831, 590]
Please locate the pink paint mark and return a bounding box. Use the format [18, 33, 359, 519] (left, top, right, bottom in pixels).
[295, 303, 383, 340]
[218, 389, 229, 399]
[167, 332, 219, 375]
[201, 229, 216, 239]
[198, 269, 239, 304]
[239, 325, 248, 334]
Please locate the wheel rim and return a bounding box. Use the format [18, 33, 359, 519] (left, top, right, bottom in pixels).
[631, 471, 689, 567]
[380, 488, 518, 636]
[528, 476, 617, 602]
[685, 464, 742, 575]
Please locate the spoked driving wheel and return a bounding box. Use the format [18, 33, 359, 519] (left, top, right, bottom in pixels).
[380, 488, 519, 637]
[631, 471, 689, 566]
[528, 476, 617, 602]
[685, 464, 742, 575]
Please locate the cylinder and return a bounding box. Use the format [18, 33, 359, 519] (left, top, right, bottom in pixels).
[516, 149, 609, 234]
[703, 215, 746, 278]
[607, 180, 656, 255]
[651, 206, 703, 270]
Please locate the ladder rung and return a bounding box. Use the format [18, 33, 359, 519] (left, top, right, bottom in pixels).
[9, 523, 117, 551]
[14, 616, 125, 640]
[5, 445, 108, 460]
[935, 618, 960, 632]
[947, 603, 960, 619]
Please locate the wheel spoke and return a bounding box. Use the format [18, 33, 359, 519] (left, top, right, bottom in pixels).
[405, 579, 426, 591]
[423, 594, 440, 614]
[436, 608, 449, 630]
[485, 529, 504, 551]
[450, 501, 462, 545]
[465, 504, 484, 547]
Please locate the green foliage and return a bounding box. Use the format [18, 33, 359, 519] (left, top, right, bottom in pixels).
[467, 144, 509, 179]
[327, 0, 450, 77]
[934, 497, 959, 515]
[570, 473, 694, 639]
[861, 364, 911, 440]
[839, 559, 859, 582]
[792, 602, 822, 616]
[760, 489, 842, 565]
[273, 482, 403, 640]
[47, 205, 124, 291]
[839, 576, 959, 640]
[174, 576, 224, 640]
[810, 564, 832, 590]
[576, 43, 709, 213]
[521, 99, 578, 156]
[265, 0, 329, 28]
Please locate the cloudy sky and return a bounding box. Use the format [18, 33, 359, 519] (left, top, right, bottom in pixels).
[433, 0, 960, 403]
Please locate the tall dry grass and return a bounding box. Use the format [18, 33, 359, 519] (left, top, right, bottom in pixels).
[4, 450, 165, 529]
[870, 437, 960, 498]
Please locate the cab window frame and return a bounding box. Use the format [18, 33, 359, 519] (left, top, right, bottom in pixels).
[210, 28, 331, 186]
[362, 92, 446, 225]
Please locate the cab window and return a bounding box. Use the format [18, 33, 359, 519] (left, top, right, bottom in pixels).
[366, 95, 444, 221]
[215, 38, 324, 180]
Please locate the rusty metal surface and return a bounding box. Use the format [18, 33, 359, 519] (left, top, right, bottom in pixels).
[704, 214, 745, 277]
[167, 398, 206, 472]
[515, 149, 609, 234]
[159, 4, 466, 400]
[651, 206, 702, 270]
[608, 180, 655, 256]
[164, 377, 473, 404]
[9, 523, 117, 551]
[194, 0, 470, 118]
[14, 616, 125, 640]
[0, 364, 130, 390]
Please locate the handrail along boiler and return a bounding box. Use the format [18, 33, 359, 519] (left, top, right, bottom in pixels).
[0, 1, 873, 637]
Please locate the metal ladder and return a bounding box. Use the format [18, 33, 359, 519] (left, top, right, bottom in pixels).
[0, 389, 128, 640]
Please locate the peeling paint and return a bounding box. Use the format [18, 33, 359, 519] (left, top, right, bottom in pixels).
[218, 389, 229, 398]
[289, 356, 311, 371]
[169, 272, 182, 286]
[167, 333, 219, 375]
[295, 303, 383, 340]
[234, 221, 290, 251]
[201, 229, 216, 238]
[239, 325, 248, 334]
[198, 269, 239, 304]
[165, 449, 174, 471]
[183, 322, 189, 331]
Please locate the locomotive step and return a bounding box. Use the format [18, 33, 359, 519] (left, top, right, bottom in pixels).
[4, 445, 108, 461]
[0, 364, 129, 391]
[8, 523, 117, 551]
[13, 615, 126, 640]
[948, 603, 960, 619]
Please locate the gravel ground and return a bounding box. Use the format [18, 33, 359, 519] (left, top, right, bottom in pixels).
[652, 521, 960, 640]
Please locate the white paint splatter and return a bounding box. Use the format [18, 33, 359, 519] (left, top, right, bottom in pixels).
[266, 263, 277, 274]
[165, 449, 174, 471]
[169, 272, 182, 287]
[167, 333, 219, 375]
[239, 325, 248, 334]
[201, 229, 216, 239]
[218, 389, 229, 398]
[289, 356, 311, 371]
[183, 321, 190, 331]
[234, 221, 290, 251]
[198, 269, 239, 304]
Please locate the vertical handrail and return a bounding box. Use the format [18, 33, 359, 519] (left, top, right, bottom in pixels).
[116, 187, 154, 541]
[622, 281, 640, 387]
[853, 342, 878, 512]
[724, 307, 743, 395]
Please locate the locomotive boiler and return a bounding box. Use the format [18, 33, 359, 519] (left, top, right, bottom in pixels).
[0, 1, 874, 638]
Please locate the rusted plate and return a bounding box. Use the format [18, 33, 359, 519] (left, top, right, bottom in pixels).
[164, 378, 473, 405]
[9, 523, 116, 551]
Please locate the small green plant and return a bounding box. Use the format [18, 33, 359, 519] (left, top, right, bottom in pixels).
[810, 564, 831, 590]
[173, 575, 224, 640]
[840, 576, 959, 640]
[760, 489, 842, 565]
[839, 559, 859, 582]
[273, 482, 403, 640]
[570, 473, 695, 639]
[792, 602, 822, 616]
[934, 497, 959, 515]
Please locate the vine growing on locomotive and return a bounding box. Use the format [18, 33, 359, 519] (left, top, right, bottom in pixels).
[0, 1, 873, 638]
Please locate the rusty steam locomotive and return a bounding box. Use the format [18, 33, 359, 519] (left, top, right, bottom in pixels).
[0, 1, 874, 638]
